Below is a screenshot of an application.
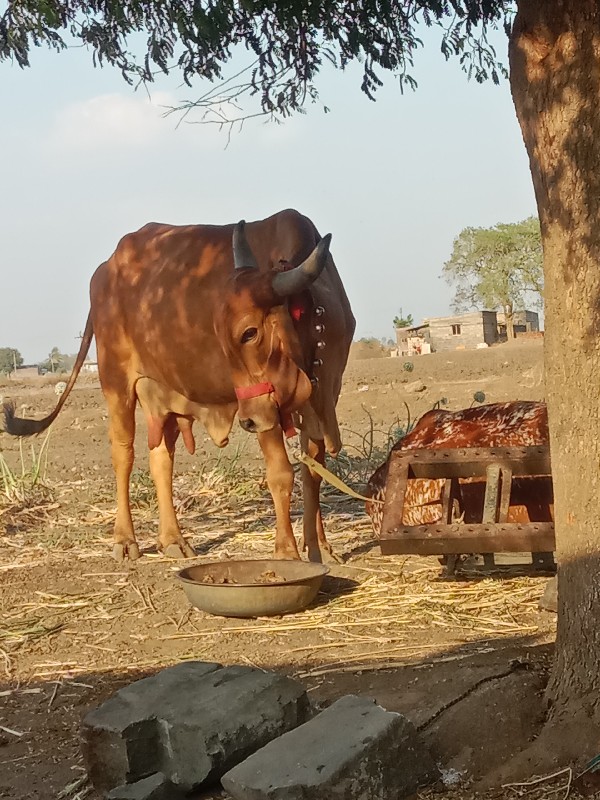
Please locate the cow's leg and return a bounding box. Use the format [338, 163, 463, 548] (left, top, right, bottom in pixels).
[106, 393, 140, 562]
[258, 426, 300, 560]
[299, 435, 339, 564]
[149, 415, 195, 559]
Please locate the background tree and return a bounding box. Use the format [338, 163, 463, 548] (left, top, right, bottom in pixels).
[0, 347, 23, 376]
[443, 217, 543, 339]
[393, 310, 415, 329]
[3, 0, 600, 774]
[41, 346, 66, 374]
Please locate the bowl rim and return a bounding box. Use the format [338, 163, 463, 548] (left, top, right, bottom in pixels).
[176, 559, 330, 589]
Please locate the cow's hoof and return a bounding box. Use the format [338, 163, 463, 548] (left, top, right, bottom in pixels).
[112, 542, 140, 562]
[163, 541, 195, 559]
[274, 548, 302, 561]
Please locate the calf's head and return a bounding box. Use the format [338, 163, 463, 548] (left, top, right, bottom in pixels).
[215, 220, 331, 434]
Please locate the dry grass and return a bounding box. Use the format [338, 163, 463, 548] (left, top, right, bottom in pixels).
[0, 488, 553, 689]
[417, 770, 578, 800]
[157, 544, 548, 681]
[0, 454, 558, 800]
[0, 464, 552, 641]
[0, 432, 57, 534]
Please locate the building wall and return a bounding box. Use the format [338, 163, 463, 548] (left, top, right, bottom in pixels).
[496, 309, 540, 333]
[481, 311, 498, 345]
[426, 311, 497, 352]
[524, 310, 540, 331]
[15, 366, 40, 379]
[395, 326, 431, 356]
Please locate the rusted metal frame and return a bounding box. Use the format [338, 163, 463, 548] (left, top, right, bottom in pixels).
[380, 453, 411, 534]
[379, 445, 555, 560]
[481, 464, 502, 568]
[379, 522, 556, 556]
[441, 477, 461, 576]
[531, 551, 556, 570]
[394, 446, 551, 480]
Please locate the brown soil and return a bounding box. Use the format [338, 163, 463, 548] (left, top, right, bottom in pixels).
[0, 341, 558, 800]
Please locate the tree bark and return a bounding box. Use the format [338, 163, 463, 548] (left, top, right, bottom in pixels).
[504, 302, 515, 340]
[510, 0, 600, 758]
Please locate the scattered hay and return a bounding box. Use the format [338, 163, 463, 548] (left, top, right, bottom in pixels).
[0, 618, 64, 648]
[0, 462, 555, 688]
[160, 563, 547, 679]
[0, 586, 134, 658]
[56, 771, 92, 800]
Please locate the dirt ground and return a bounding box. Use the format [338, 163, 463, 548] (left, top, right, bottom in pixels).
[0, 340, 558, 800]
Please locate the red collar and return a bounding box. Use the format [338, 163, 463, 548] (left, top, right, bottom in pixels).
[234, 382, 274, 400]
[234, 382, 297, 438]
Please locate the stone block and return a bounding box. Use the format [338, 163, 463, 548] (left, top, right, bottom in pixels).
[221, 694, 440, 800]
[539, 576, 557, 612]
[81, 661, 310, 795]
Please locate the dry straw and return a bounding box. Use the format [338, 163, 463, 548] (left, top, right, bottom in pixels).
[1, 450, 553, 686]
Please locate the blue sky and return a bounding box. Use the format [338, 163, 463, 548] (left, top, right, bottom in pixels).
[0, 24, 536, 363]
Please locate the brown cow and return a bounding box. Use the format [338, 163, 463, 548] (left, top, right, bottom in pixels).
[3, 209, 355, 562]
[366, 401, 552, 534]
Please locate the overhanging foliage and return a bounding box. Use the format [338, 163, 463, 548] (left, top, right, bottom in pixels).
[1, 1, 513, 119]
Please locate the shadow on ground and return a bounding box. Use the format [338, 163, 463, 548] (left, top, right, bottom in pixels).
[0, 634, 555, 800]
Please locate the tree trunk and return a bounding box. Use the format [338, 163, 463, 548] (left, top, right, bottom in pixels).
[504, 303, 515, 340]
[510, 0, 600, 762]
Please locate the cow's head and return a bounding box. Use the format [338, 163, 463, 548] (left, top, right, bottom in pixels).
[215, 220, 331, 434]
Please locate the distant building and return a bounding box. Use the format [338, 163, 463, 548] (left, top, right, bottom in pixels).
[496, 310, 540, 339]
[423, 311, 498, 352]
[395, 323, 432, 356]
[14, 365, 41, 379]
[395, 310, 541, 355]
[83, 360, 99, 373]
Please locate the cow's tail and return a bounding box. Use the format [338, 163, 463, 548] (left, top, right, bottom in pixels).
[2, 313, 94, 437]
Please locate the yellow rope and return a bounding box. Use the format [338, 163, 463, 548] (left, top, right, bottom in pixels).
[294, 451, 384, 504]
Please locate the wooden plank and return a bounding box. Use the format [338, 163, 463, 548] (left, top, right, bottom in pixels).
[482, 466, 501, 568]
[387, 446, 551, 480]
[379, 522, 556, 556]
[498, 467, 512, 523]
[441, 478, 453, 523]
[482, 464, 501, 523]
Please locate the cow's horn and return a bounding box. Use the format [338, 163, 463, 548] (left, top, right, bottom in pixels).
[272, 234, 332, 297]
[233, 220, 259, 270]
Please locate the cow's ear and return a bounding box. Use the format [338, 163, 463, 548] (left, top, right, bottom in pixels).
[266, 344, 312, 410]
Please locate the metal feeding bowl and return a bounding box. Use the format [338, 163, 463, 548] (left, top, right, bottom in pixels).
[177, 560, 329, 618]
[176, 559, 330, 618]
